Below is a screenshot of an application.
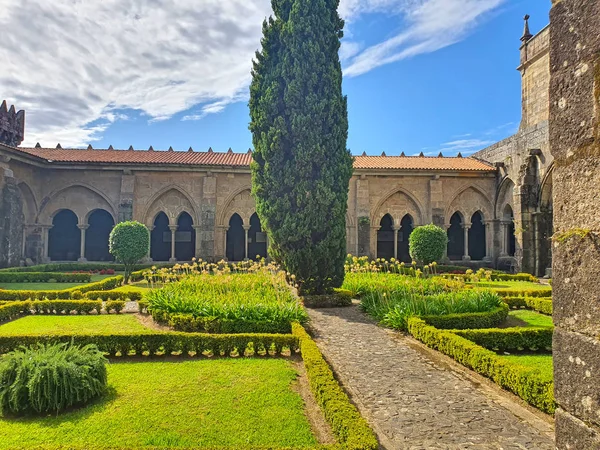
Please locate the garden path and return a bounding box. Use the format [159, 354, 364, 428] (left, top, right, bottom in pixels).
[307, 304, 554, 450]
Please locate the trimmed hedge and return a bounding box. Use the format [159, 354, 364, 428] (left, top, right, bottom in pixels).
[105, 300, 126, 314]
[292, 323, 378, 450]
[84, 290, 143, 302]
[420, 304, 509, 330]
[163, 313, 293, 334]
[0, 272, 92, 283]
[503, 296, 553, 315]
[407, 317, 555, 414]
[442, 273, 539, 283]
[494, 288, 552, 298]
[0, 332, 299, 357]
[451, 327, 553, 352]
[0, 263, 164, 273]
[138, 299, 149, 313]
[0, 275, 123, 301]
[0, 300, 103, 319]
[302, 289, 353, 308]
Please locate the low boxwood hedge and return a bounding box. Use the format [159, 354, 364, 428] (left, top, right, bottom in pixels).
[0, 331, 299, 358]
[302, 289, 353, 308]
[163, 313, 293, 334]
[451, 327, 553, 352]
[292, 323, 378, 450]
[0, 300, 127, 322]
[0, 263, 162, 273]
[0, 272, 92, 283]
[0, 275, 124, 301]
[493, 288, 552, 298]
[407, 317, 555, 414]
[503, 296, 552, 315]
[84, 290, 143, 302]
[420, 304, 509, 330]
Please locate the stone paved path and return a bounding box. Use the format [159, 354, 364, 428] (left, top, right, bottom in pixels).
[307, 304, 554, 450]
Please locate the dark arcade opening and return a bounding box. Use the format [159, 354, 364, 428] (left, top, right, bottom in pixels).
[377, 214, 395, 260]
[248, 213, 267, 260]
[85, 209, 115, 262]
[226, 213, 245, 261]
[48, 209, 80, 261]
[504, 205, 516, 257]
[447, 212, 464, 260]
[397, 214, 414, 262]
[175, 212, 195, 261]
[468, 211, 486, 261]
[151, 212, 171, 262]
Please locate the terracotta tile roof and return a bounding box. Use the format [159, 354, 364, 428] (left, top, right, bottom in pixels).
[8, 146, 495, 172]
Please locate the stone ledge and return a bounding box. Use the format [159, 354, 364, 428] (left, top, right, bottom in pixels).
[555, 408, 600, 450]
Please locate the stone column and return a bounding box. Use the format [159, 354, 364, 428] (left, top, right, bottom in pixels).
[144, 226, 154, 263]
[77, 224, 89, 262]
[462, 223, 471, 261]
[192, 225, 202, 259]
[483, 220, 493, 261]
[243, 225, 251, 260]
[392, 225, 399, 260]
[550, 1, 600, 447]
[442, 224, 450, 263]
[499, 220, 509, 256]
[369, 226, 379, 259]
[41, 225, 51, 263]
[220, 226, 229, 260]
[168, 225, 178, 263]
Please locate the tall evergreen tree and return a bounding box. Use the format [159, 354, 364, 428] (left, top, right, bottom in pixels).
[249, 0, 353, 295]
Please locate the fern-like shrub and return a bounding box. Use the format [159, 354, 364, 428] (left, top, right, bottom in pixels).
[0, 343, 107, 416]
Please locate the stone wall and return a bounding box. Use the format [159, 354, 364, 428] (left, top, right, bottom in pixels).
[0, 162, 24, 268]
[550, 0, 600, 448]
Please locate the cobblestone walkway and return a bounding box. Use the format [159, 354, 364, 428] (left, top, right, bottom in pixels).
[307, 305, 554, 450]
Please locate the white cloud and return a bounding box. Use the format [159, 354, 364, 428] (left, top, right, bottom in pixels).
[0, 0, 503, 146]
[343, 0, 503, 77]
[440, 138, 495, 154]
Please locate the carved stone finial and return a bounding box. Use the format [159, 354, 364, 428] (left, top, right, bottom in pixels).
[188, 146, 194, 152]
[168, 146, 174, 152]
[457, 152, 463, 158]
[438, 152, 444, 158]
[56, 143, 62, 149]
[361, 151, 367, 156]
[108, 145, 114, 150]
[35, 142, 41, 148]
[400, 151, 405, 157]
[148, 146, 154, 151]
[419, 151, 424, 157]
[0, 101, 6, 113]
[0, 100, 25, 147]
[247, 148, 252, 154]
[128, 145, 134, 151]
[87, 144, 93, 150]
[227, 148, 233, 154]
[381, 151, 386, 157]
[208, 147, 214, 153]
[521, 14, 533, 42]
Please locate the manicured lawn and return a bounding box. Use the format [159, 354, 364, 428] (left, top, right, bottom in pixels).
[0, 274, 117, 291]
[0, 359, 317, 449]
[507, 310, 553, 328]
[500, 354, 553, 379]
[0, 315, 152, 336]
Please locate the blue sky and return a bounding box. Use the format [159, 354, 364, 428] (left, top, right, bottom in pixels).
[1, 0, 550, 156]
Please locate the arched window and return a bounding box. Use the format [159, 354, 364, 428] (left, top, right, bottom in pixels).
[175, 212, 195, 261]
[226, 214, 245, 261]
[377, 214, 395, 260]
[48, 210, 80, 261]
[85, 210, 115, 261]
[503, 205, 516, 257]
[151, 212, 170, 262]
[469, 211, 486, 261]
[248, 213, 267, 260]
[397, 214, 414, 262]
[447, 212, 464, 260]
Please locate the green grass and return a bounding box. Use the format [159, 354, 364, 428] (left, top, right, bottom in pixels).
[500, 354, 553, 379]
[471, 280, 551, 291]
[0, 359, 317, 449]
[0, 315, 152, 336]
[506, 310, 554, 328]
[0, 274, 117, 291]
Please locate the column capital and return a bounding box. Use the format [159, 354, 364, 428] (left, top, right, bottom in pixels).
[192, 225, 203, 231]
[461, 223, 472, 230]
[77, 224, 90, 230]
[500, 220, 512, 226]
[168, 225, 178, 232]
[243, 225, 252, 231]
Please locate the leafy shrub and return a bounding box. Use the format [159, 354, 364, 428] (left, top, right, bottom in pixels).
[109, 221, 150, 283]
[408, 317, 555, 414]
[105, 300, 126, 314]
[84, 289, 143, 302]
[147, 271, 307, 333]
[452, 327, 553, 352]
[493, 288, 552, 298]
[302, 288, 353, 308]
[0, 343, 107, 415]
[420, 304, 509, 329]
[30, 300, 102, 315]
[0, 272, 91, 283]
[138, 300, 149, 314]
[409, 224, 448, 264]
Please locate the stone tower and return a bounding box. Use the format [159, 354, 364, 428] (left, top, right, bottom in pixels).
[0, 100, 25, 147]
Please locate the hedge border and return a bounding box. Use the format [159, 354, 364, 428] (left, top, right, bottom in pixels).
[407, 317, 555, 414]
[420, 304, 509, 330]
[0, 300, 127, 322]
[0, 276, 123, 301]
[0, 272, 92, 283]
[503, 296, 553, 315]
[292, 323, 379, 450]
[451, 327, 553, 352]
[0, 263, 169, 273]
[493, 288, 552, 298]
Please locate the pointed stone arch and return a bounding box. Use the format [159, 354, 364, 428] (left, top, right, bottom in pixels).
[370, 187, 425, 226]
[495, 177, 515, 219]
[17, 181, 38, 224]
[218, 186, 256, 227]
[143, 185, 198, 227]
[446, 185, 493, 225]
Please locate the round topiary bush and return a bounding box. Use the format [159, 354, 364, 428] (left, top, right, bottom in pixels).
[409, 224, 448, 265]
[0, 343, 108, 416]
[109, 221, 150, 283]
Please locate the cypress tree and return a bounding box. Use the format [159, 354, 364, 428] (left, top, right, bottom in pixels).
[249, 0, 353, 295]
